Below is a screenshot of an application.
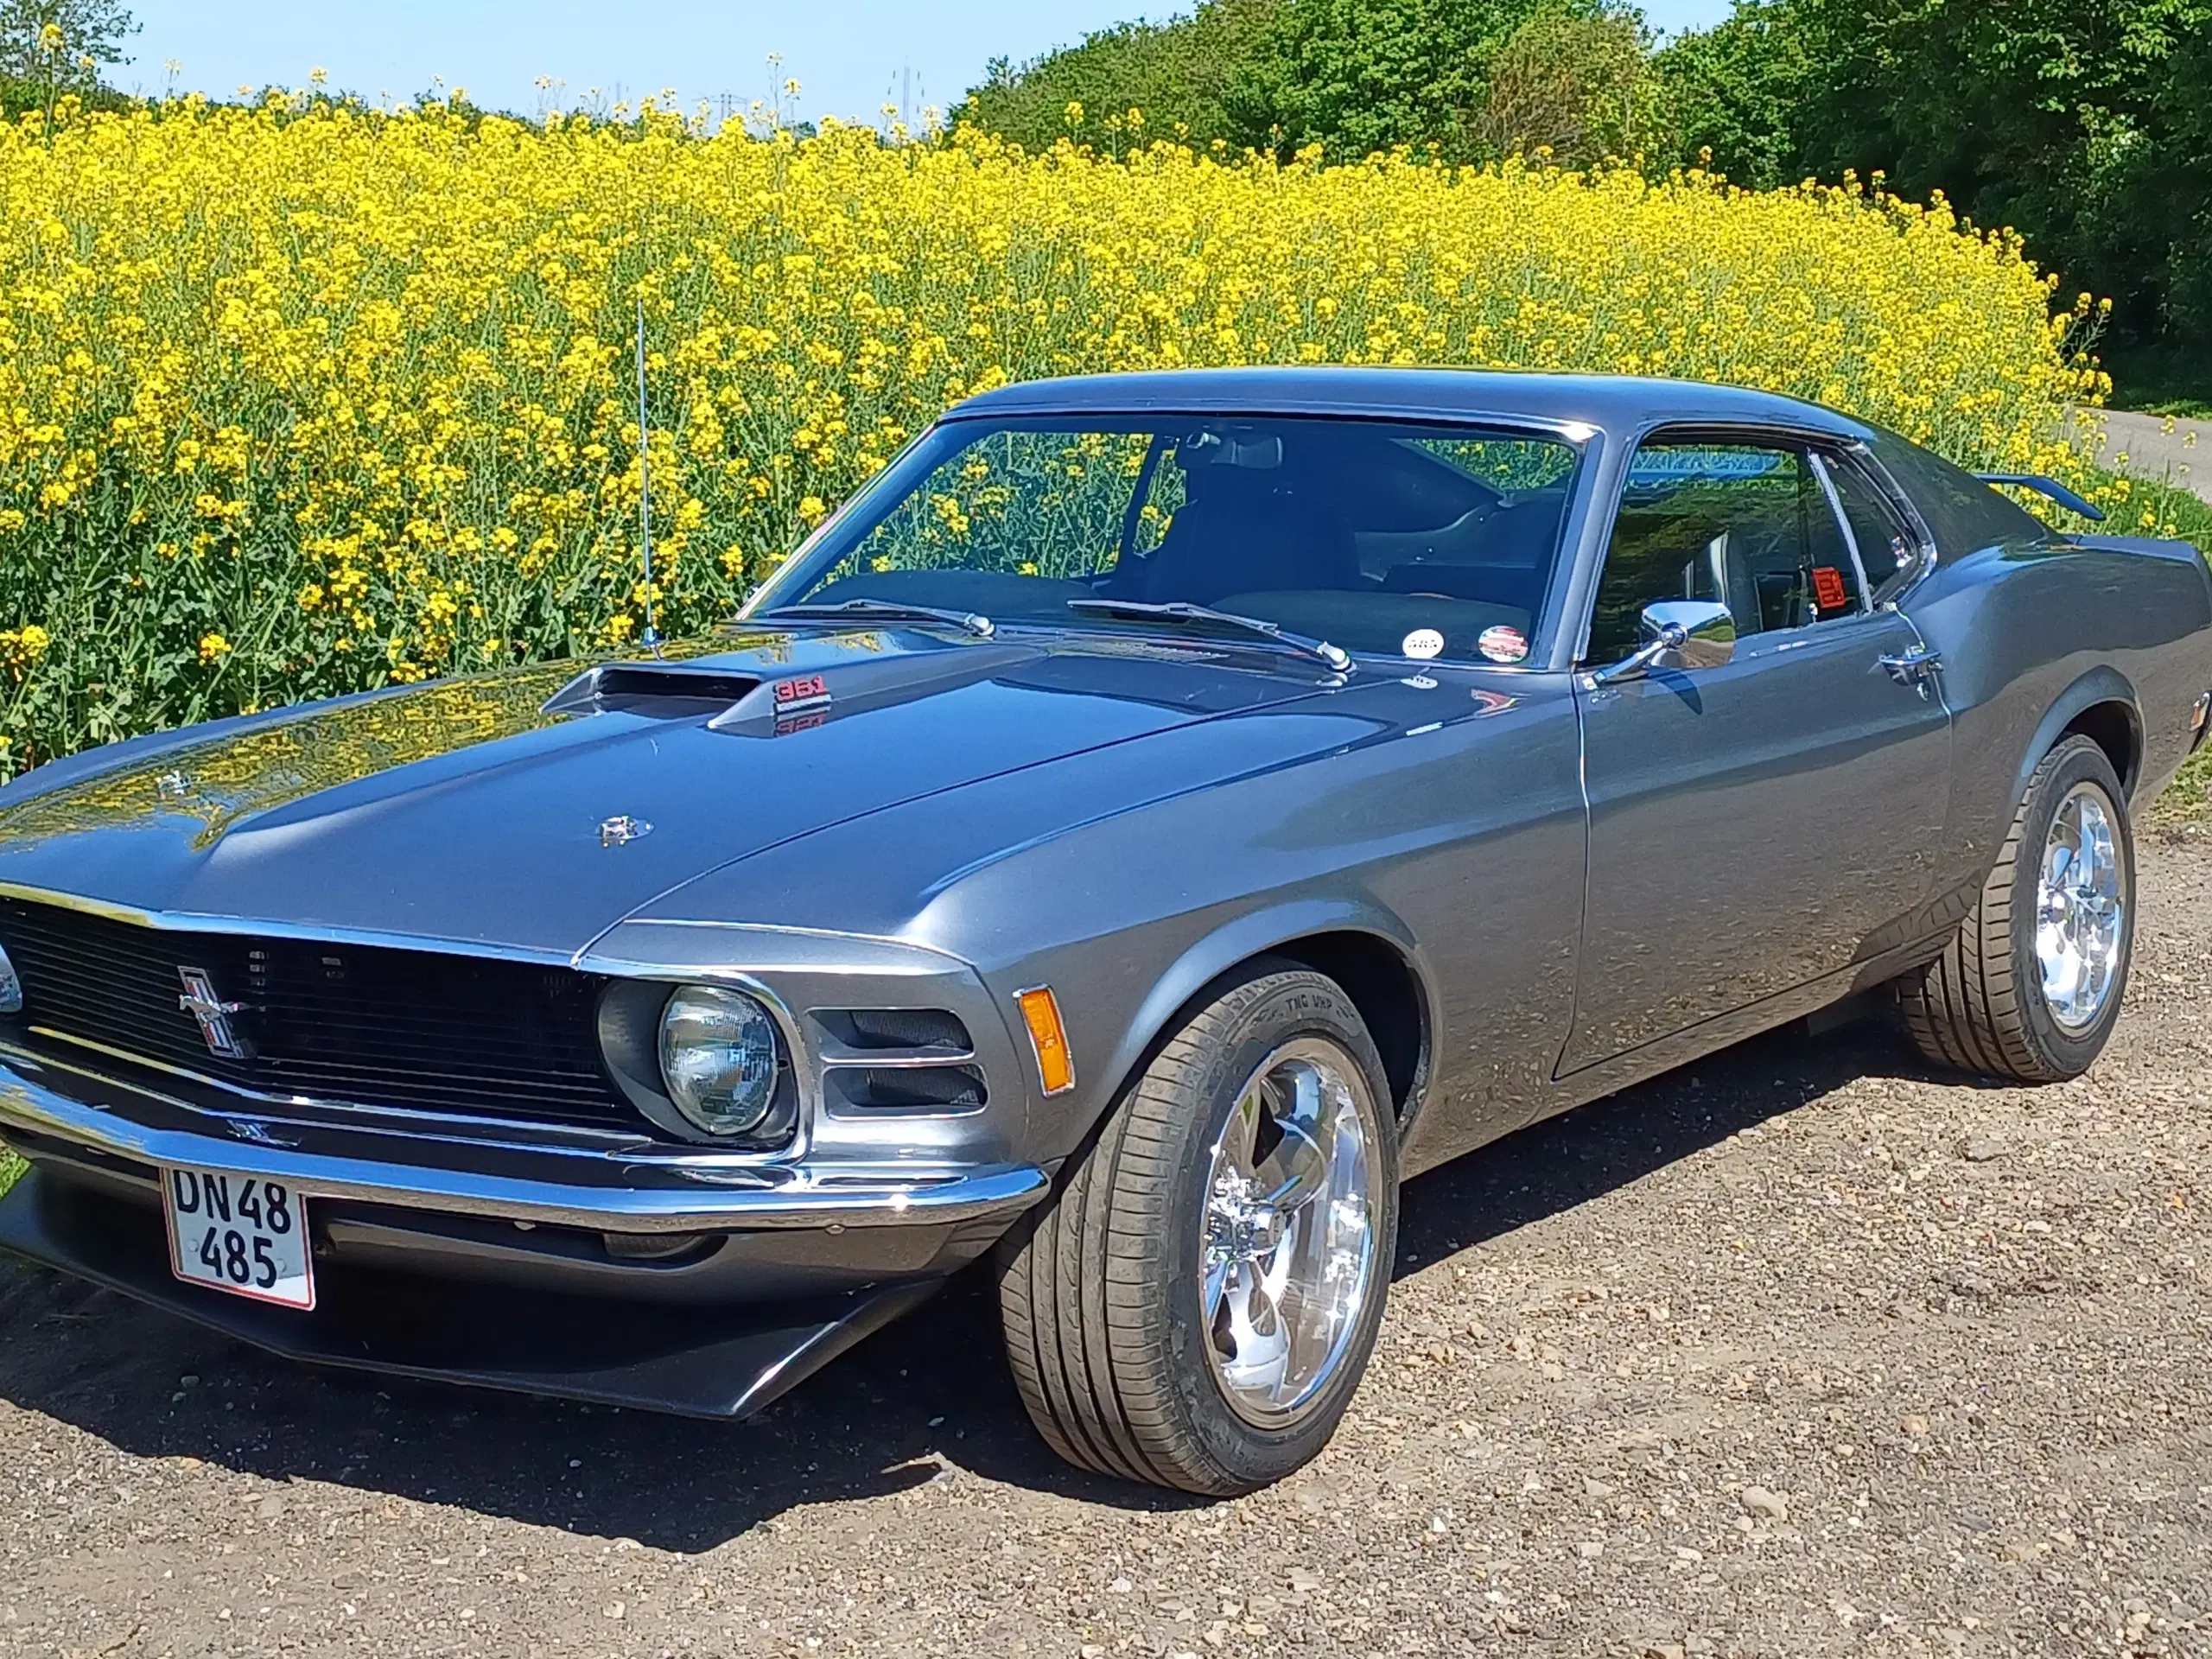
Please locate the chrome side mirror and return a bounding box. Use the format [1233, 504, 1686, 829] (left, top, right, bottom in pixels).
[1591, 599, 1736, 686]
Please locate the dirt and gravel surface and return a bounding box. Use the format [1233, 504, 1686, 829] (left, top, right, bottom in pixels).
[2090, 411, 2210, 504]
[3, 842, 2209, 1659]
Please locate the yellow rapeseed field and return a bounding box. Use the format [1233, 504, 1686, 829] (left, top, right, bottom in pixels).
[0, 95, 2136, 774]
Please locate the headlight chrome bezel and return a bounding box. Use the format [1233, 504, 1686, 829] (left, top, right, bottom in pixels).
[595, 976, 802, 1150]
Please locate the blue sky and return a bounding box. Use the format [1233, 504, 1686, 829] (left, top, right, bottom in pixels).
[130, 0, 1735, 129]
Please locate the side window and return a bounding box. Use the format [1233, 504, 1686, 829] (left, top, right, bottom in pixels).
[1586, 441, 1867, 664]
[1820, 454, 1921, 592]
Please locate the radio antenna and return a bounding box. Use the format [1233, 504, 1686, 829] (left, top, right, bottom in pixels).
[635, 295, 661, 652]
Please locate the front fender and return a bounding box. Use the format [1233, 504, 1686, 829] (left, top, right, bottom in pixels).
[1091, 895, 1436, 1142]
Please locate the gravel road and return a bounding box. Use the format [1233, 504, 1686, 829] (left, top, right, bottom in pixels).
[2093, 411, 2210, 504]
[3, 841, 2209, 1659]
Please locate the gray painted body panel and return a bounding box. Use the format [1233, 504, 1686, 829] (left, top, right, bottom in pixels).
[1904, 537, 2212, 868]
[1569, 607, 1951, 1071]
[0, 632, 1328, 957]
[3, 367, 2209, 1370]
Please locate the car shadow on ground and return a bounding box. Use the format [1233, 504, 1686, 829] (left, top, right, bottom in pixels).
[0, 1015, 1946, 1549]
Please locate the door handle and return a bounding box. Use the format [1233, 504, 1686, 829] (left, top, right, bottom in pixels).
[1878, 646, 1942, 695]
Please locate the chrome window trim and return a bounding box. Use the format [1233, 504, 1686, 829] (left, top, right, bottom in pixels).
[741, 410, 1605, 677]
[1807, 450, 1876, 612]
[1569, 419, 1933, 665]
[1834, 439, 1941, 606]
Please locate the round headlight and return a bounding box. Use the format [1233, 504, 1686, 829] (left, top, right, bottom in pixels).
[0, 942, 22, 1014]
[658, 985, 783, 1136]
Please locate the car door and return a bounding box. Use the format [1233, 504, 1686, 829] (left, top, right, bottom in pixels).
[1561, 430, 1952, 1074]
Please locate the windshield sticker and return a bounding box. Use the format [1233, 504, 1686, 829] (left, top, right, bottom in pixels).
[1478, 625, 1529, 664]
[1810, 565, 1850, 609]
[1628, 448, 1785, 486]
[1401, 627, 1445, 659]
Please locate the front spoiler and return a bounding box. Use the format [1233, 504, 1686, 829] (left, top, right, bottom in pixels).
[0, 1168, 938, 1419]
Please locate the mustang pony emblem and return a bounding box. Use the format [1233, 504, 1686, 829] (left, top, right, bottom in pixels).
[175, 965, 250, 1058]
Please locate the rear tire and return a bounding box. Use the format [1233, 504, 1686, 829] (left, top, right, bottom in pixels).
[997, 963, 1398, 1495]
[1900, 734, 2133, 1082]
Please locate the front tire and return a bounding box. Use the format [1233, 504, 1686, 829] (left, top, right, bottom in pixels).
[1901, 734, 2133, 1082]
[998, 963, 1399, 1495]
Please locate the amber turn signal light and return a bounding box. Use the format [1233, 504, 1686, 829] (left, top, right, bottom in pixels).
[1014, 986, 1076, 1096]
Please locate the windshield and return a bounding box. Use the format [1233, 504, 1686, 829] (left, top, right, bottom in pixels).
[747, 414, 1585, 664]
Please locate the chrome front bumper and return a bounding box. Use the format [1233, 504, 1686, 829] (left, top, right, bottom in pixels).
[0, 1050, 1049, 1235]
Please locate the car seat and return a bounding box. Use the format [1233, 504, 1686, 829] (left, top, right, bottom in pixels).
[1139, 474, 1361, 606]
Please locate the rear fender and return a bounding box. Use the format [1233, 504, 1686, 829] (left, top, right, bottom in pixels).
[2012, 666, 2140, 807]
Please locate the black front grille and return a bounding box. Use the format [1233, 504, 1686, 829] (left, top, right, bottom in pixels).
[0, 897, 639, 1131]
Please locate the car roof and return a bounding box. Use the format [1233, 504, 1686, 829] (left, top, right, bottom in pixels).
[947, 366, 1872, 442]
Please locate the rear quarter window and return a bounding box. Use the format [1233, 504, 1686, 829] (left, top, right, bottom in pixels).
[1867, 431, 2050, 556]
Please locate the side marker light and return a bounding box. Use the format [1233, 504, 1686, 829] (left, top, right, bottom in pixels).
[1014, 986, 1076, 1096]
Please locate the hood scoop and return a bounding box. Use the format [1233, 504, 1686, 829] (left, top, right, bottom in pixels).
[543, 664, 762, 721]
[541, 642, 1051, 736]
[706, 641, 1049, 738]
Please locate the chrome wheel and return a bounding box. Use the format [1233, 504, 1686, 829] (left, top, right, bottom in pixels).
[1198, 1037, 1382, 1427]
[2036, 781, 2126, 1031]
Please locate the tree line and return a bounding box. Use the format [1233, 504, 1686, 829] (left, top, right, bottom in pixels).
[954, 0, 2212, 397]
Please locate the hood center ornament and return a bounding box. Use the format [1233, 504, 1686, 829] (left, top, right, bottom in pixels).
[600, 815, 652, 848]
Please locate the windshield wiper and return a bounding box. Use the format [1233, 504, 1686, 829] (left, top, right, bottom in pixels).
[754, 599, 995, 638]
[1065, 598, 1351, 671]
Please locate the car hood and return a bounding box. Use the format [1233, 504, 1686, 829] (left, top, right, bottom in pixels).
[0, 626, 1333, 957]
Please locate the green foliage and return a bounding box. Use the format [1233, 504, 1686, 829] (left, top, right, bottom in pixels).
[1477, 5, 1669, 167]
[950, 0, 1277, 151]
[1228, 0, 1547, 159]
[0, 0, 133, 108]
[957, 0, 2209, 382]
[1660, 0, 2212, 378]
[2136, 474, 2212, 550]
[0, 72, 127, 116]
[1792, 0, 2209, 340]
[1652, 0, 1807, 188]
[0, 1145, 21, 1198]
[959, 0, 1617, 163]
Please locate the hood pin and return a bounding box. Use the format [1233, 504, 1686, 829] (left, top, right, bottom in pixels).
[599, 815, 652, 848]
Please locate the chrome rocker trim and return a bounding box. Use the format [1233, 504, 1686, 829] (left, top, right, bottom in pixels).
[0, 1061, 1048, 1234]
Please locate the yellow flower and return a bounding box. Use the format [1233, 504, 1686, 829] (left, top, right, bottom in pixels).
[0, 625, 51, 672]
[0, 102, 2143, 780]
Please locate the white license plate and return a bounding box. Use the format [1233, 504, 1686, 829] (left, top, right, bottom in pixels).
[162, 1166, 315, 1310]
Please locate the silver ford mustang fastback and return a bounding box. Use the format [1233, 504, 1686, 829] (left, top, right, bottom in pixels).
[2, 369, 2207, 1494]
